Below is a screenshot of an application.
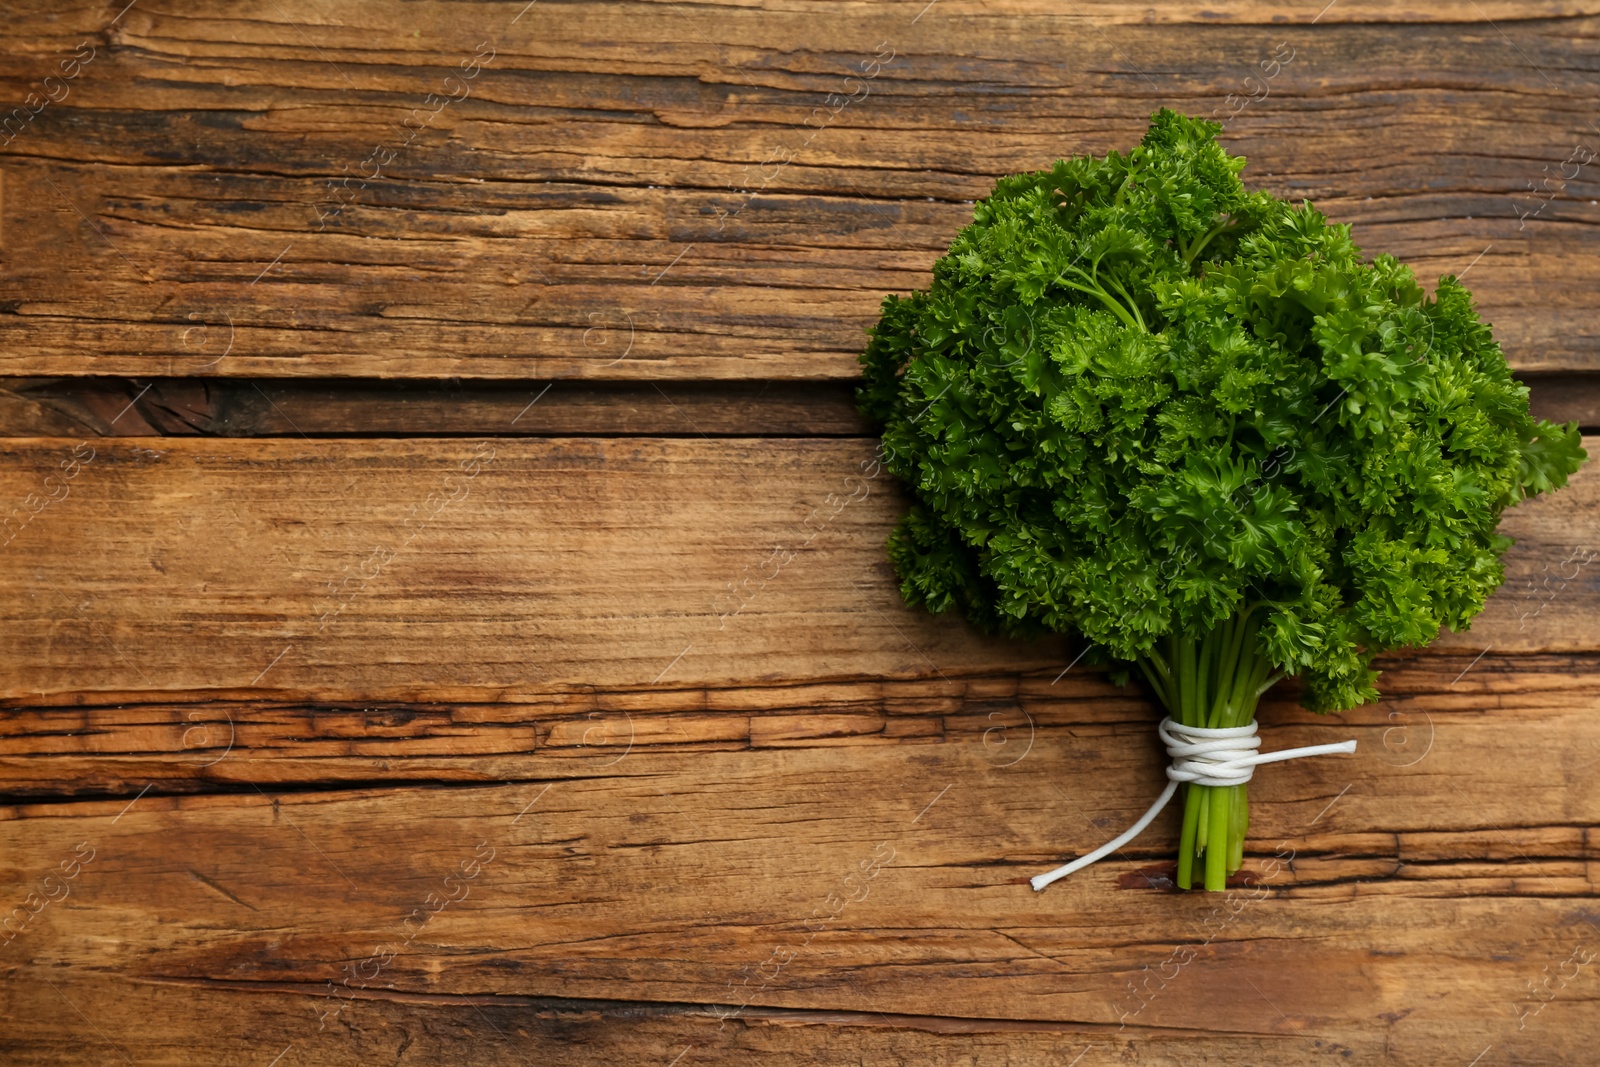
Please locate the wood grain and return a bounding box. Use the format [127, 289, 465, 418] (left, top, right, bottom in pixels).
[4, 5, 1598, 1063]
[1, 703, 1595, 1064]
[0, 649, 1579, 795]
[3, 978, 1564, 1067]
[0, 435, 1594, 705]
[1, 3, 1598, 377]
[2, 372, 1594, 438]
[0, 377, 871, 438]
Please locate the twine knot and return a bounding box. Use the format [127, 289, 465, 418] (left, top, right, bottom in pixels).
[1030, 717, 1356, 892]
[1161, 717, 1265, 787]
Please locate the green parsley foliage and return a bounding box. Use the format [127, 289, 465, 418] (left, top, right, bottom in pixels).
[860, 109, 1586, 714]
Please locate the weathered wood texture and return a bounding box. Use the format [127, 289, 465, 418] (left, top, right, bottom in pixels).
[0, 377, 873, 437]
[2, 435, 1596, 1064]
[0, 652, 1556, 794]
[2, 373, 1596, 438]
[1, 703, 1596, 1065]
[1, 427, 1595, 1062]
[0, 435, 1594, 704]
[5, 4, 1600, 1065]
[0, 979, 1411, 1067]
[2, 2, 1600, 377]
[0, 435, 1070, 701]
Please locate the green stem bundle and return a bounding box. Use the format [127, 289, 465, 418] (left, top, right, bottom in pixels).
[1136, 608, 1278, 891]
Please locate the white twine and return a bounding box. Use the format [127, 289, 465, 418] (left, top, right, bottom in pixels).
[1029, 717, 1357, 891]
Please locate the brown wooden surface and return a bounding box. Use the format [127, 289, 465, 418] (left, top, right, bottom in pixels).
[3, 2, 1600, 377]
[4, 3, 1600, 1065]
[1, 373, 1596, 438]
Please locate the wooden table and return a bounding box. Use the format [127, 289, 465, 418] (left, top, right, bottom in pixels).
[2, 3, 1598, 1063]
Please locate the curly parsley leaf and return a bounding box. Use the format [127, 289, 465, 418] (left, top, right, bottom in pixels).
[859, 108, 1587, 712]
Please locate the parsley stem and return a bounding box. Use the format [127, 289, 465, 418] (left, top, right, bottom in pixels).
[1165, 607, 1285, 889]
[1103, 275, 1148, 331]
[1206, 776, 1231, 890]
[1053, 273, 1141, 332]
[1212, 610, 1246, 725]
[1137, 657, 1172, 709]
[1231, 784, 1248, 872]
[1144, 645, 1173, 684]
[1255, 670, 1286, 698]
[1182, 215, 1240, 268]
[1177, 635, 1197, 726]
[1176, 784, 1201, 889]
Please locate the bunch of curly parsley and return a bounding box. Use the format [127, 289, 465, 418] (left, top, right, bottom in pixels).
[859, 109, 1586, 890]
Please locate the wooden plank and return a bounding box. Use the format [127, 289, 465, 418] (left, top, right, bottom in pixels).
[2, 13, 1596, 1061]
[1, 372, 1593, 438]
[1526, 372, 1600, 432]
[0, 435, 1066, 703]
[0, 652, 1582, 795]
[0, 702, 1595, 1063]
[0, 977, 1447, 1067]
[0, 975, 1590, 1067]
[0, 378, 869, 438]
[0, 436, 1595, 705]
[1, 4, 1598, 377]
